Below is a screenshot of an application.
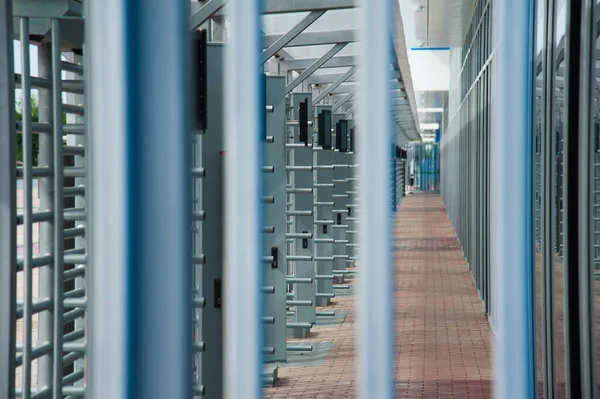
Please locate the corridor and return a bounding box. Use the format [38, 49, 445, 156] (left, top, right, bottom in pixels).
[264, 194, 494, 398]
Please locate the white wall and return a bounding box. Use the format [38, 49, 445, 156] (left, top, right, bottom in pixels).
[410, 50, 450, 92]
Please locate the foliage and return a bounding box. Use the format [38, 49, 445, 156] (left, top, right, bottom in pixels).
[15, 96, 39, 166]
[15, 97, 68, 166]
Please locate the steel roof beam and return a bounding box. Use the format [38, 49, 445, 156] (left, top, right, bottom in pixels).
[327, 80, 402, 95]
[280, 55, 356, 70]
[192, 0, 356, 22]
[286, 42, 346, 93]
[307, 72, 358, 85]
[329, 83, 356, 94]
[332, 90, 356, 112]
[263, 29, 356, 48]
[262, 10, 325, 63]
[312, 66, 357, 104]
[344, 103, 358, 116]
[189, 0, 226, 31]
[191, 0, 355, 31]
[262, 0, 357, 14]
[307, 72, 406, 87]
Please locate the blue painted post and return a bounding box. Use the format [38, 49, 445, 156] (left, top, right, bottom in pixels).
[492, 0, 536, 397]
[86, 0, 191, 397]
[223, 0, 263, 397]
[357, 0, 395, 396]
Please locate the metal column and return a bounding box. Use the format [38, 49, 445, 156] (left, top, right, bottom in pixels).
[357, 0, 394, 396]
[86, 0, 191, 397]
[198, 43, 226, 398]
[0, 0, 16, 395]
[492, 0, 536, 397]
[223, 0, 263, 396]
[287, 92, 316, 337]
[571, 0, 597, 396]
[345, 121, 359, 268]
[263, 75, 288, 363]
[314, 105, 335, 306]
[332, 113, 350, 281]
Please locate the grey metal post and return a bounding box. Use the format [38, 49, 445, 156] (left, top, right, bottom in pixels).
[36, 41, 54, 393]
[574, 0, 597, 396]
[20, 20, 34, 399]
[0, 0, 16, 396]
[263, 75, 287, 362]
[64, 52, 86, 383]
[332, 113, 349, 281]
[200, 43, 225, 398]
[314, 104, 334, 305]
[191, 87, 202, 395]
[492, 0, 536, 397]
[223, 0, 262, 397]
[50, 20, 65, 397]
[357, 0, 394, 396]
[345, 121, 358, 267]
[86, 0, 191, 397]
[288, 92, 316, 336]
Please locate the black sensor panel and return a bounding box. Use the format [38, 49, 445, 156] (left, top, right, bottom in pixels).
[195, 29, 208, 131]
[338, 120, 348, 153]
[299, 99, 308, 145]
[318, 110, 332, 149]
[335, 121, 341, 150]
[260, 73, 267, 142]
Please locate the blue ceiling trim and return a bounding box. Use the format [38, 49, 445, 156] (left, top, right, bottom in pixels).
[410, 47, 450, 51]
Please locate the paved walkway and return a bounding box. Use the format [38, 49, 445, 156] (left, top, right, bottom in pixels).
[264, 194, 494, 398]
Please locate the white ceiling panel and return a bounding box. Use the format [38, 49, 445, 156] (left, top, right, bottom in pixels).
[411, 0, 476, 47]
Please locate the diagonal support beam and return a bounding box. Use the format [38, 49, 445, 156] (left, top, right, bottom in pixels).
[285, 42, 346, 94]
[312, 66, 357, 105]
[280, 55, 356, 70]
[261, 29, 294, 61]
[344, 103, 358, 117]
[262, 10, 325, 63]
[189, 0, 226, 31]
[263, 29, 356, 48]
[332, 89, 356, 113]
[213, 0, 355, 17]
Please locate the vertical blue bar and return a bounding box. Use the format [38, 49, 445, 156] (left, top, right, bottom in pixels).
[86, 0, 191, 397]
[223, 0, 263, 398]
[358, 0, 394, 397]
[492, 0, 536, 397]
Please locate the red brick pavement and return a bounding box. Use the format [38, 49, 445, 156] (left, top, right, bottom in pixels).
[264, 194, 494, 398]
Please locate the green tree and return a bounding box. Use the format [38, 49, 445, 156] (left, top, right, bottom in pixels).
[15, 97, 68, 166]
[15, 96, 39, 166]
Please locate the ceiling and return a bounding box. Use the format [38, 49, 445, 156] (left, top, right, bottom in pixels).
[260, 2, 422, 144]
[411, 0, 477, 47]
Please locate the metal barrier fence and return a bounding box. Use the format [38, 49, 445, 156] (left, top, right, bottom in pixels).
[11, 15, 88, 398]
[0, 1, 421, 398]
[405, 143, 439, 193]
